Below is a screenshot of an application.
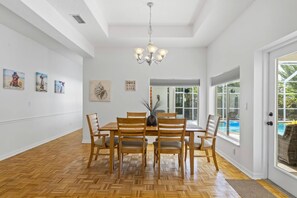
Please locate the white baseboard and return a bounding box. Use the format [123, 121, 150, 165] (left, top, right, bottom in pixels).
[0, 128, 79, 161]
[82, 138, 90, 144]
[216, 148, 265, 179]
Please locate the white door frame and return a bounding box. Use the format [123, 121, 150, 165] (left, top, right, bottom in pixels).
[253, 31, 297, 184]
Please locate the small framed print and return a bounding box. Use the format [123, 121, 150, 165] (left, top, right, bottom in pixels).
[36, 72, 48, 92]
[125, 80, 136, 91]
[3, 69, 25, 90]
[54, 80, 65, 94]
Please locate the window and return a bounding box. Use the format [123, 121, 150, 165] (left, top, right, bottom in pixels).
[150, 85, 199, 126]
[277, 62, 297, 135]
[175, 87, 199, 125]
[215, 81, 240, 140]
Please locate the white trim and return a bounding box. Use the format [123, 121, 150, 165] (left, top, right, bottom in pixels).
[0, 111, 82, 125]
[216, 148, 265, 179]
[217, 133, 240, 146]
[254, 30, 297, 180]
[0, 128, 80, 160]
[82, 138, 91, 143]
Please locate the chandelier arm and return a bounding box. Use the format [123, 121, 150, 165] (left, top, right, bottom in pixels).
[137, 58, 146, 64]
[153, 59, 161, 64]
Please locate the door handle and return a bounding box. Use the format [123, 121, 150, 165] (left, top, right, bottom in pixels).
[266, 121, 273, 126]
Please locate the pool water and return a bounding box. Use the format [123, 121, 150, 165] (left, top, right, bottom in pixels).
[219, 121, 286, 135]
[277, 123, 286, 135]
[219, 121, 240, 133]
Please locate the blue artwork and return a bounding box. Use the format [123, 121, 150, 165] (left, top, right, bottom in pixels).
[54, 80, 65, 94]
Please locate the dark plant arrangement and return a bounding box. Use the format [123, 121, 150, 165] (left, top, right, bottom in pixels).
[142, 100, 161, 116]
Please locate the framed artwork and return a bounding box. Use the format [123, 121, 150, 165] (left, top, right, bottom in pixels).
[89, 80, 111, 102]
[54, 80, 65, 94]
[125, 80, 136, 91]
[36, 72, 48, 92]
[3, 69, 25, 90]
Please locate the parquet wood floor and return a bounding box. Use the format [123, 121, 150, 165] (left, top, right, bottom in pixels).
[0, 130, 289, 198]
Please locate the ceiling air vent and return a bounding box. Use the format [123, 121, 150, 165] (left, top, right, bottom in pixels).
[71, 15, 85, 24]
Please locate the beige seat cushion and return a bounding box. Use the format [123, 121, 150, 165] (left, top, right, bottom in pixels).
[122, 141, 148, 149]
[94, 137, 119, 147]
[185, 138, 212, 148]
[153, 141, 182, 149]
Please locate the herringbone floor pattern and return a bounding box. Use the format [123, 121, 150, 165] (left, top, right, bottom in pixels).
[0, 130, 288, 197]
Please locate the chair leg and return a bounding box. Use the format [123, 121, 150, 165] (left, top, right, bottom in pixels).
[178, 154, 181, 167]
[145, 148, 147, 167]
[158, 152, 161, 179]
[87, 146, 94, 168]
[184, 144, 188, 161]
[212, 149, 219, 171]
[181, 153, 184, 179]
[117, 146, 120, 160]
[205, 150, 210, 162]
[95, 147, 100, 160]
[118, 151, 122, 179]
[153, 148, 157, 167]
[142, 150, 145, 177]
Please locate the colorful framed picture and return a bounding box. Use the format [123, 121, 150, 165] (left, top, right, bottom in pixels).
[125, 80, 136, 91]
[36, 72, 48, 92]
[3, 69, 25, 90]
[54, 80, 65, 94]
[89, 80, 111, 102]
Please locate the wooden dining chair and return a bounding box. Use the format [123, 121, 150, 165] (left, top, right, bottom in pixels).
[156, 112, 177, 119]
[127, 112, 147, 118]
[86, 113, 119, 168]
[184, 115, 221, 171]
[117, 117, 147, 178]
[153, 118, 186, 179]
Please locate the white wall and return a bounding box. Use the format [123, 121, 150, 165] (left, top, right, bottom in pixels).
[83, 47, 207, 142]
[207, 0, 297, 178]
[0, 24, 83, 160]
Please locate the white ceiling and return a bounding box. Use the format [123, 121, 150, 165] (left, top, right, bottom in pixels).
[94, 0, 202, 26]
[0, 0, 255, 57]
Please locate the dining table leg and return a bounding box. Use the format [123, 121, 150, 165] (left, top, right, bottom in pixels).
[190, 132, 194, 175]
[109, 130, 114, 174]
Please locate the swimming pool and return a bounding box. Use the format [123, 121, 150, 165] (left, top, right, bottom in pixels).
[218, 121, 240, 133]
[218, 121, 286, 135]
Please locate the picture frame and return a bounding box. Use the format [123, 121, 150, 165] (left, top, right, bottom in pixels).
[3, 69, 25, 90]
[36, 72, 48, 92]
[89, 80, 111, 102]
[54, 80, 65, 94]
[125, 80, 136, 91]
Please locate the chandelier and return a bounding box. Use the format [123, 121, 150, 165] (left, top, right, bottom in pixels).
[134, 2, 168, 66]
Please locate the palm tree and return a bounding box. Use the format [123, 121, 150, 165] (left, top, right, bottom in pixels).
[278, 64, 297, 121]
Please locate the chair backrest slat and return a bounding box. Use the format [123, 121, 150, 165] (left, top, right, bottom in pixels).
[127, 112, 147, 118]
[157, 112, 177, 119]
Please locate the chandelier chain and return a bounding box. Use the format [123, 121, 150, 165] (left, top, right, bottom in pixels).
[148, 3, 152, 43]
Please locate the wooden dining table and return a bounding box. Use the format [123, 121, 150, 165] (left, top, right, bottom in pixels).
[99, 122, 205, 175]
